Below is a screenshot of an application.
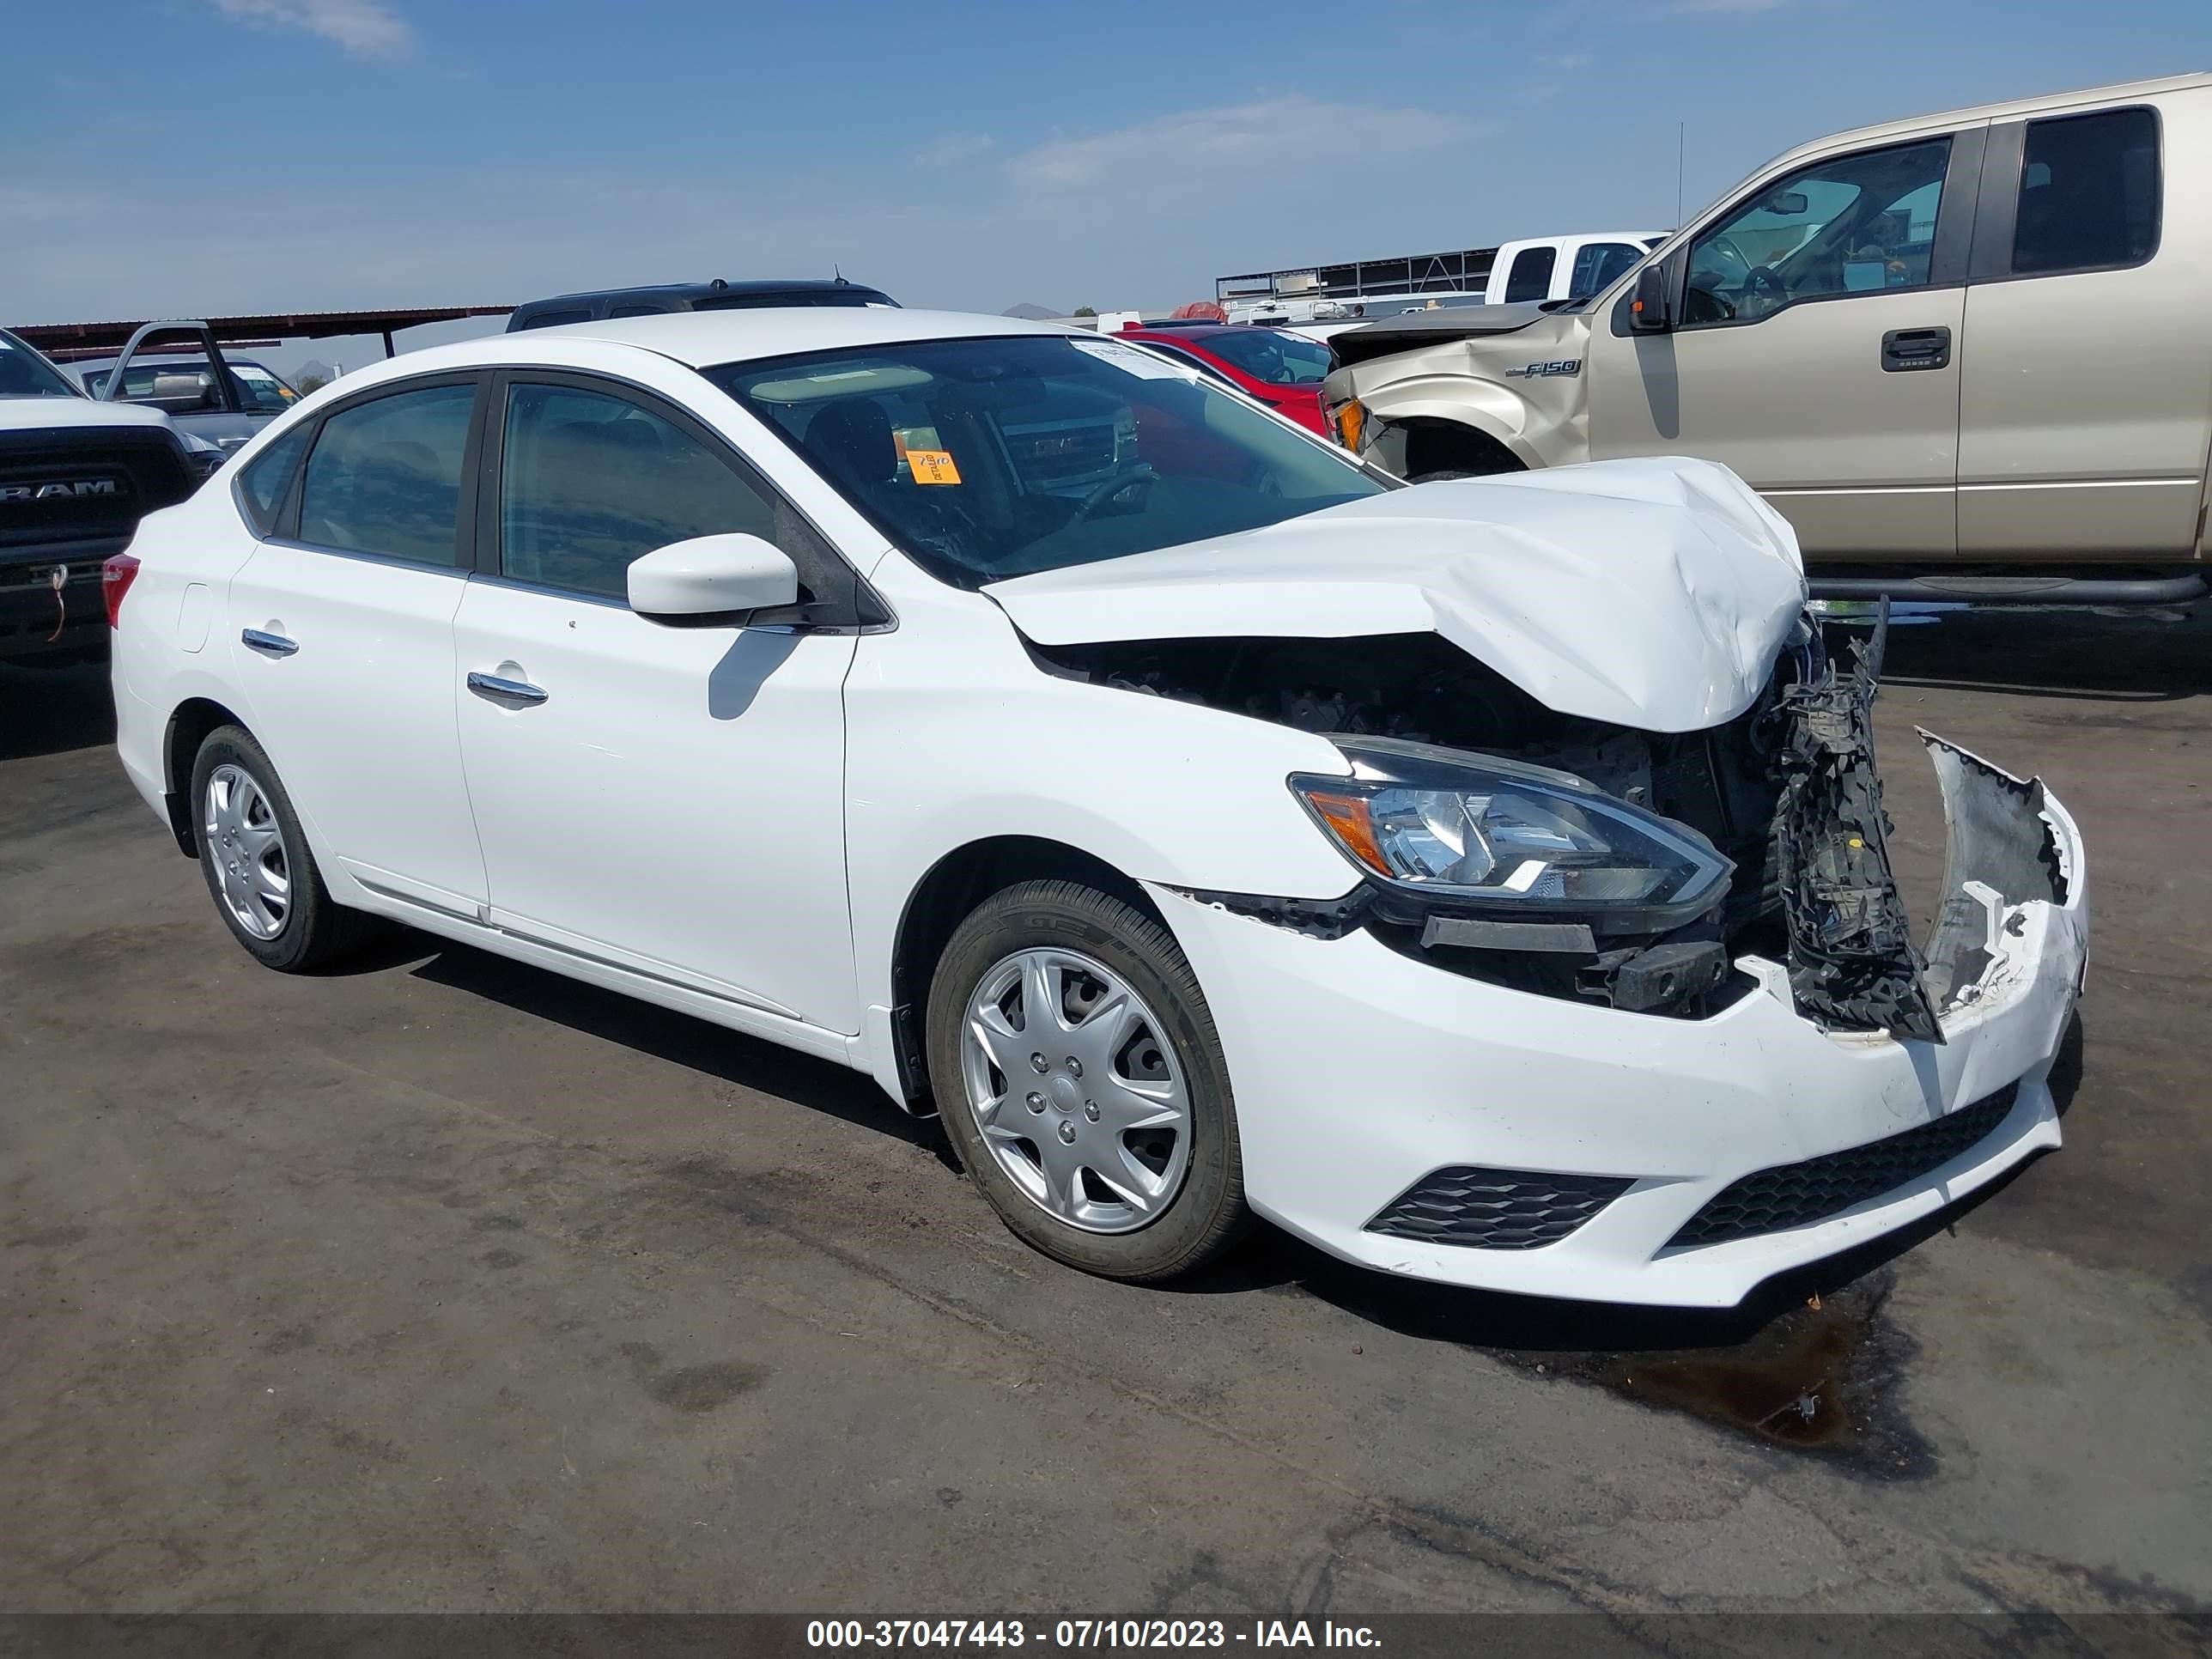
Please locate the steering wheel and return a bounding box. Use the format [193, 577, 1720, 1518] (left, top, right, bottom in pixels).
[1698, 234, 1753, 287]
[1072, 464, 1156, 523]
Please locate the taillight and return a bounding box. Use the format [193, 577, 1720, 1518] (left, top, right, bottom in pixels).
[102, 554, 141, 628]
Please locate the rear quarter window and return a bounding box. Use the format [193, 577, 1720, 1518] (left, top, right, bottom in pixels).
[237, 422, 313, 535]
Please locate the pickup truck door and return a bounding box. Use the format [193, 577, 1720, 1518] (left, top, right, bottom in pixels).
[1956, 102, 2206, 559]
[1588, 127, 1984, 562]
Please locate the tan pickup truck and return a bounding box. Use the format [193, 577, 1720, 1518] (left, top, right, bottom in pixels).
[1322, 73, 2211, 603]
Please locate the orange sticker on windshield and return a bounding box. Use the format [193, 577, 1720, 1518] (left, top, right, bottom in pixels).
[907, 448, 962, 485]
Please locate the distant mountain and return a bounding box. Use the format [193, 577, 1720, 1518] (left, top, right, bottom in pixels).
[1000, 302, 1059, 320]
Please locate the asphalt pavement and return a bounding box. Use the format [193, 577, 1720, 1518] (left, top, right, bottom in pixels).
[3, 606, 2207, 1617]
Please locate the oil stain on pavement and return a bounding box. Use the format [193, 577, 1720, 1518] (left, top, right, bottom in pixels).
[1491, 1273, 1933, 1475]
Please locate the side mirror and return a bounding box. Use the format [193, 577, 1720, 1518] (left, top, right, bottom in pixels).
[1629, 264, 1673, 334]
[628, 532, 799, 627]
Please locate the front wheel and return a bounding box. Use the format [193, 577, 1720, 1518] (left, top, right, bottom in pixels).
[926, 880, 1247, 1282]
[190, 725, 380, 972]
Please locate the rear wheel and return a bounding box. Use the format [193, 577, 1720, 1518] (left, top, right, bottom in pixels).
[190, 726, 379, 972]
[926, 879, 1247, 1282]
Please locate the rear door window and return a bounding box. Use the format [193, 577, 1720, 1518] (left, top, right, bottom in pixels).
[2010, 107, 2160, 275]
[1503, 246, 1558, 303]
[297, 382, 477, 566]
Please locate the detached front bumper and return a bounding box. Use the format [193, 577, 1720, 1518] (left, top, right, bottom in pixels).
[1155, 735, 2087, 1308]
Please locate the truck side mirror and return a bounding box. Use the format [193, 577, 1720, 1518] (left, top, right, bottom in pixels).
[1630, 264, 1672, 334]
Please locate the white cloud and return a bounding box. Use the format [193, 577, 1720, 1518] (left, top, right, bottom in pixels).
[1007, 96, 1477, 192]
[913, 133, 994, 168]
[210, 0, 414, 58]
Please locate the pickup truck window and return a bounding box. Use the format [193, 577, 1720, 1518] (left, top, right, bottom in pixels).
[1503, 246, 1557, 303]
[1684, 137, 1951, 326]
[2012, 107, 2159, 276]
[1570, 241, 1643, 298]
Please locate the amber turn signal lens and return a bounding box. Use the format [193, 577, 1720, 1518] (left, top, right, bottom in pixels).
[1302, 789, 1389, 876]
[1334, 398, 1365, 454]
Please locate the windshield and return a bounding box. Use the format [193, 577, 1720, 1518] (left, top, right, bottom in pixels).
[228, 363, 300, 412]
[708, 335, 1386, 588]
[1188, 328, 1332, 386]
[0, 332, 83, 398]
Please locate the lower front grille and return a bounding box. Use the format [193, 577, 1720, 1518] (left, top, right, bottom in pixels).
[1365, 1167, 1633, 1250]
[1668, 1084, 2022, 1249]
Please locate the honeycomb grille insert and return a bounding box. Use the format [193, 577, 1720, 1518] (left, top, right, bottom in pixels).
[1668, 1083, 2022, 1249]
[1364, 1168, 1633, 1250]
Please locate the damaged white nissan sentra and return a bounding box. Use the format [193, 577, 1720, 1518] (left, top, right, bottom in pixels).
[109, 309, 2087, 1305]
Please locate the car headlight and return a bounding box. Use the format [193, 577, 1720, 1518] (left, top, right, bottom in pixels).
[1289, 738, 1732, 929]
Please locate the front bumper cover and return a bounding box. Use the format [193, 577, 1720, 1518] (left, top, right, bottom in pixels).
[1155, 735, 2087, 1307]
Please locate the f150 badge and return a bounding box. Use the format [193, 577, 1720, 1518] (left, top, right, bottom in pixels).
[1504, 359, 1582, 380]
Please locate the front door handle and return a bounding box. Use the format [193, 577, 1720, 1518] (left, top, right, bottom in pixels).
[240, 628, 298, 657]
[1881, 326, 1952, 372]
[466, 670, 549, 706]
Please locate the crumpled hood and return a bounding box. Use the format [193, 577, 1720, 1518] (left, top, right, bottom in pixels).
[1326, 303, 1557, 371]
[985, 456, 1808, 733]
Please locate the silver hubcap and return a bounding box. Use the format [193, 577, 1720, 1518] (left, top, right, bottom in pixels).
[960, 948, 1191, 1234]
[203, 763, 290, 940]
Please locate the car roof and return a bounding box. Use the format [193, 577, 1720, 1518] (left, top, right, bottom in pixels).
[1762, 71, 2212, 173]
[315, 308, 1078, 398]
[522, 278, 890, 307]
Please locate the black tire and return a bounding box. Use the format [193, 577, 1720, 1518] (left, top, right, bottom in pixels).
[1408, 468, 1507, 483]
[926, 879, 1248, 1283]
[188, 725, 380, 972]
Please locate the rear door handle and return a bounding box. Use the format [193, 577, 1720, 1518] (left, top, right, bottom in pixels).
[1881, 326, 1952, 372]
[466, 670, 549, 706]
[240, 628, 298, 657]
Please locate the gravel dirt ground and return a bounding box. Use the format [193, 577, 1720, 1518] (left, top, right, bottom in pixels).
[2, 605, 2206, 1618]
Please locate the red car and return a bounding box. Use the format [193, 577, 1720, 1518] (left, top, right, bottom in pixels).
[1115, 324, 1333, 434]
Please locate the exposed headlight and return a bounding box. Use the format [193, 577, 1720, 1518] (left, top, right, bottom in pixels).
[1289, 738, 1732, 929]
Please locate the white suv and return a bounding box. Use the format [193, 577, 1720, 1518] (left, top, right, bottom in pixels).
[108, 308, 2087, 1305]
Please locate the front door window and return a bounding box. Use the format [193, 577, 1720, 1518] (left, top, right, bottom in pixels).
[1683, 138, 1952, 326]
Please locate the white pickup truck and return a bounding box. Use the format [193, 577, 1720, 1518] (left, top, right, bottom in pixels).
[1219, 231, 1668, 326]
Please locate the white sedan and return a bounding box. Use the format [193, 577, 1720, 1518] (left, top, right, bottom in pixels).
[106, 308, 2087, 1304]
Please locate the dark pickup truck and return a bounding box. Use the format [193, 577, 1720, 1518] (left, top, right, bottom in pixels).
[0, 328, 204, 667]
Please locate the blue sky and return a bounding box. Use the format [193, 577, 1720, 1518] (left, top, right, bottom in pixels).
[7, 0, 2208, 371]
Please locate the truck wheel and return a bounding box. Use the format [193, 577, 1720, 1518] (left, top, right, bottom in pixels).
[926, 879, 1248, 1282]
[189, 726, 381, 972]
